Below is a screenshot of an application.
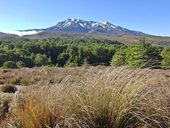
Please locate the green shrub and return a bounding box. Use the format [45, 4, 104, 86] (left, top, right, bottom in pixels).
[111, 40, 162, 68]
[3, 61, 18, 69]
[161, 46, 170, 68]
[125, 40, 161, 67]
[64, 60, 78, 67]
[16, 61, 25, 68]
[111, 46, 127, 66]
[34, 54, 52, 67]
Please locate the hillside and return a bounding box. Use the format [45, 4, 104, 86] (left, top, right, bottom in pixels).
[23, 31, 170, 45]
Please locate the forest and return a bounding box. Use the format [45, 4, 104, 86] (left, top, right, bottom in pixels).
[0, 38, 170, 68]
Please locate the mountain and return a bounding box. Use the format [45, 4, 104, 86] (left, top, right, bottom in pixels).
[0, 19, 170, 44]
[21, 19, 146, 36]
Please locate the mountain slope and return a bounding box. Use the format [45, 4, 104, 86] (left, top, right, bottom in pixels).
[23, 19, 146, 36]
[0, 32, 18, 38]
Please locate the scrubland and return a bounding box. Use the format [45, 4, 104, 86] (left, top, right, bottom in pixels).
[0, 66, 169, 128]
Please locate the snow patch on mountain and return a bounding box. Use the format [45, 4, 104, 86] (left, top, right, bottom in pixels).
[56, 19, 119, 31]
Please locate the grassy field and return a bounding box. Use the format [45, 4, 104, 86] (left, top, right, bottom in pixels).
[0, 66, 169, 128]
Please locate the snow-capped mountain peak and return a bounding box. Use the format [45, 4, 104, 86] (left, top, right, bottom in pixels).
[48, 19, 121, 33]
[0, 19, 146, 37]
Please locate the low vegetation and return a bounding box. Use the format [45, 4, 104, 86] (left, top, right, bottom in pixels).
[0, 85, 17, 93]
[0, 66, 169, 128]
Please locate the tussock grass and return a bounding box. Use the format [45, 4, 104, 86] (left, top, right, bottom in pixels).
[1, 67, 170, 128]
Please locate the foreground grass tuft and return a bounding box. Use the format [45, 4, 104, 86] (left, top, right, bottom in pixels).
[1, 67, 170, 128]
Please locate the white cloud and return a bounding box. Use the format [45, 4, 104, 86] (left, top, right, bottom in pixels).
[0, 29, 40, 36]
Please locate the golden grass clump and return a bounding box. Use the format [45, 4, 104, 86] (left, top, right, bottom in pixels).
[1, 66, 170, 128]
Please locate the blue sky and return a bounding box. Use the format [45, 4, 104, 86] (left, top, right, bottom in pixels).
[0, 0, 170, 36]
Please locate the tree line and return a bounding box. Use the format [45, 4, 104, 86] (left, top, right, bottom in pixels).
[0, 38, 122, 68]
[0, 38, 170, 69]
[111, 39, 170, 68]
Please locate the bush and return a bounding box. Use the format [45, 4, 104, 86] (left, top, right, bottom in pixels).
[16, 61, 25, 68]
[125, 40, 161, 67]
[111, 40, 162, 68]
[65, 61, 78, 67]
[161, 46, 170, 68]
[111, 46, 127, 66]
[34, 54, 52, 67]
[0, 85, 17, 93]
[3, 61, 18, 69]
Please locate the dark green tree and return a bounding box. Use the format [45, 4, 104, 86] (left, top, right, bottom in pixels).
[111, 46, 127, 66]
[16, 61, 25, 68]
[34, 54, 52, 66]
[0, 54, 7, 66]
[3, 61, 18, 69]
[161, 47, 170, 68]
[126, 40, 161, 67]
